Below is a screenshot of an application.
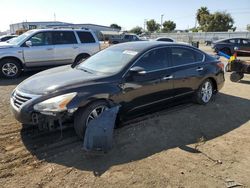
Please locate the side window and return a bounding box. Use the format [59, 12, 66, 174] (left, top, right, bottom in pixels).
[52, 31, 77, 45]
[242, 39, 250, 45]
[77, 31, 96, 43]
[171, 47, 203, 66]
[29, 32, 52, 46]
[135, 48, 169, 71]
[124, 35, 130, 40]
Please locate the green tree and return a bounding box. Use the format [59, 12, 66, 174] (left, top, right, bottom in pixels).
[129, 26, 143, 35]
[162, 20, 176, 32]
[247, 24, 250, 31]
[204, 12, 235, 32]
[196, 7, 236, 32]
[146, 19, 160, 33]
[110, 24, 121, 30]
[196, 7, 210, 26]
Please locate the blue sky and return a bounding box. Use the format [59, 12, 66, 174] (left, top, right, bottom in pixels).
[0, 0, 249, 31]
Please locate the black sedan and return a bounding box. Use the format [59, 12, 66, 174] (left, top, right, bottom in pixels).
[10, 41, 225, 138]
[212, 38, 250, 56]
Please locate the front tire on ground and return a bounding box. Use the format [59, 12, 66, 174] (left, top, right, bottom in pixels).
[0, 58, 22, 78]
[194, 79, 214, 105]
[74, 101, 109, 139]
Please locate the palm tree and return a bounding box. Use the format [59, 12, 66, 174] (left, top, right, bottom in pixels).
[196, 7, 210, 25]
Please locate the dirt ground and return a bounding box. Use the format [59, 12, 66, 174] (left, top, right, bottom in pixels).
[0, 46, 250, 188]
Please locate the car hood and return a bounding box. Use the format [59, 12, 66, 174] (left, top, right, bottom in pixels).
[17, 65, 108, 95]
[0, 42, 16, 48]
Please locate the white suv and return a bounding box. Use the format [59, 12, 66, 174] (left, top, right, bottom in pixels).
[0, 29, 100, 78]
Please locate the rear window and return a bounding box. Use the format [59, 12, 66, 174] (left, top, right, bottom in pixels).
[77, 31, 96, 43]
[52, 31, 77, 45]
[171, 47, 204, 66]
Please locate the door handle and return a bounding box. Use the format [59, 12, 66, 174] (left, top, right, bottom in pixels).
[46, 48, 53, 51]
[196, 67, 204, 71]
[73, 46, 79, 49]
[162, 75, 173, 80]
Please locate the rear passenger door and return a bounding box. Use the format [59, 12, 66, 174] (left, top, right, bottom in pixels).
[76, 31, 99, 55]
[169, 47, 205, 97]
[52, 31, 78, 65]
[240, 39, 250, 52]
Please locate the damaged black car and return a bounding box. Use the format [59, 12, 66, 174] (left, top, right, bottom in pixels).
[10, 41, 225, 139]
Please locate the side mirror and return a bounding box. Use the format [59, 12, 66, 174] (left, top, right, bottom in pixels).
[129, 66, 146, 75]
[25, 40, 32, 47]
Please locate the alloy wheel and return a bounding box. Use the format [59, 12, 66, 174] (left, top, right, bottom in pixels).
[201, 81, 213, 103]
[2, 63, 18, 77]
[86, 105, 107, 126]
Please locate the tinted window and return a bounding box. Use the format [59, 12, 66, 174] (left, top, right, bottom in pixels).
[135, 48, 169, 71]
[77, 31, 95, 43]
[228, 39, 240, 44]
[171, 47, 203, 66]
[242, 39, 250, 45]
[124, 35, 130, 40]
[29, 32, 52, 46]
[52, 31, 77, 45]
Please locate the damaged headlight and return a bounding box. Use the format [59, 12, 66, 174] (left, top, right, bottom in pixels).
[34, 92, 77, 112]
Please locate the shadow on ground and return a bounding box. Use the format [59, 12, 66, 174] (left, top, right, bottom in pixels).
[0, 71, 40, 86]
[21, 93, 250, 176]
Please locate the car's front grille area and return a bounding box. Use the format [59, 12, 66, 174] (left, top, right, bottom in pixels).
[12, 91, 32, 109]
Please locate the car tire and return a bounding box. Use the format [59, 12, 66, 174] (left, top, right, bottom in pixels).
[74, 100, 109, 139]
[230, 72, 244, 82]
[194, 79, 214, 105]
[0, 58, 22, 78]
[221, 48, 231, 56]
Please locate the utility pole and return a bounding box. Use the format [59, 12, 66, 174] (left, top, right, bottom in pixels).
[144, 19, 147, 31]
[161, 14, 164, 29]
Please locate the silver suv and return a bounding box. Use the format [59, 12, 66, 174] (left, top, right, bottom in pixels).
[0, 29, 100, 78]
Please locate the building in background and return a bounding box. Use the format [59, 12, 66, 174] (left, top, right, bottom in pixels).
[9, 21, 121, 40]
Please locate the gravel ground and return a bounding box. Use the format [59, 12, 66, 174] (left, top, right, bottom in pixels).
[0, 45, 250, 188]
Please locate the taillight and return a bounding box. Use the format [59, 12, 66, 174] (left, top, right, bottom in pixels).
[216, 62, 224, 70]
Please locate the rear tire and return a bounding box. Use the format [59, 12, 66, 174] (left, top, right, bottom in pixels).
[0, 58, 22, 78]
[74, 101, 109, 139]
[194, 79, 214, 105]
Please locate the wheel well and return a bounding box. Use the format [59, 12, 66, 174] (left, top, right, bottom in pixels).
[207, 77, 218, 92]
[75, 53, 90, 62]
[0, 57, 23, 68]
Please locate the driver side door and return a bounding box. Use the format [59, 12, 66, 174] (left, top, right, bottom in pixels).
[22, 31, 55, 67]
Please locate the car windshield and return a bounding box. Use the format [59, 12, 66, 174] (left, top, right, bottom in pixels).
[77, 48, 138, 74]
[8, 31, 34, 45]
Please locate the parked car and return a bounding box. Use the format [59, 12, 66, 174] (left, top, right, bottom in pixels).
[0, 35, 17, 42]
[212, 38, 250, 56]
[109, 33, 143, 44]
[0, 28, 100, 78]
[155, 37, 175, 42]
[10, 41, 225, 139]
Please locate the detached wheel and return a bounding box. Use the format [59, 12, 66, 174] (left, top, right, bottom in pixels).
[230, 72, 244, 82]
[74, 101, 109, 139]
[194, 79, 214, 105]
[0, 58, 22, 78]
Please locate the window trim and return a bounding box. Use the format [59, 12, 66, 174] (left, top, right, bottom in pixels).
[52, 31, 77, 45]
[21, 31, 53, 47]
[122, 45, 205, 78]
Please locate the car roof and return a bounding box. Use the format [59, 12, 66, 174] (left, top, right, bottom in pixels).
[108, 41, 193, 52]
[216, 37, 249, 43]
